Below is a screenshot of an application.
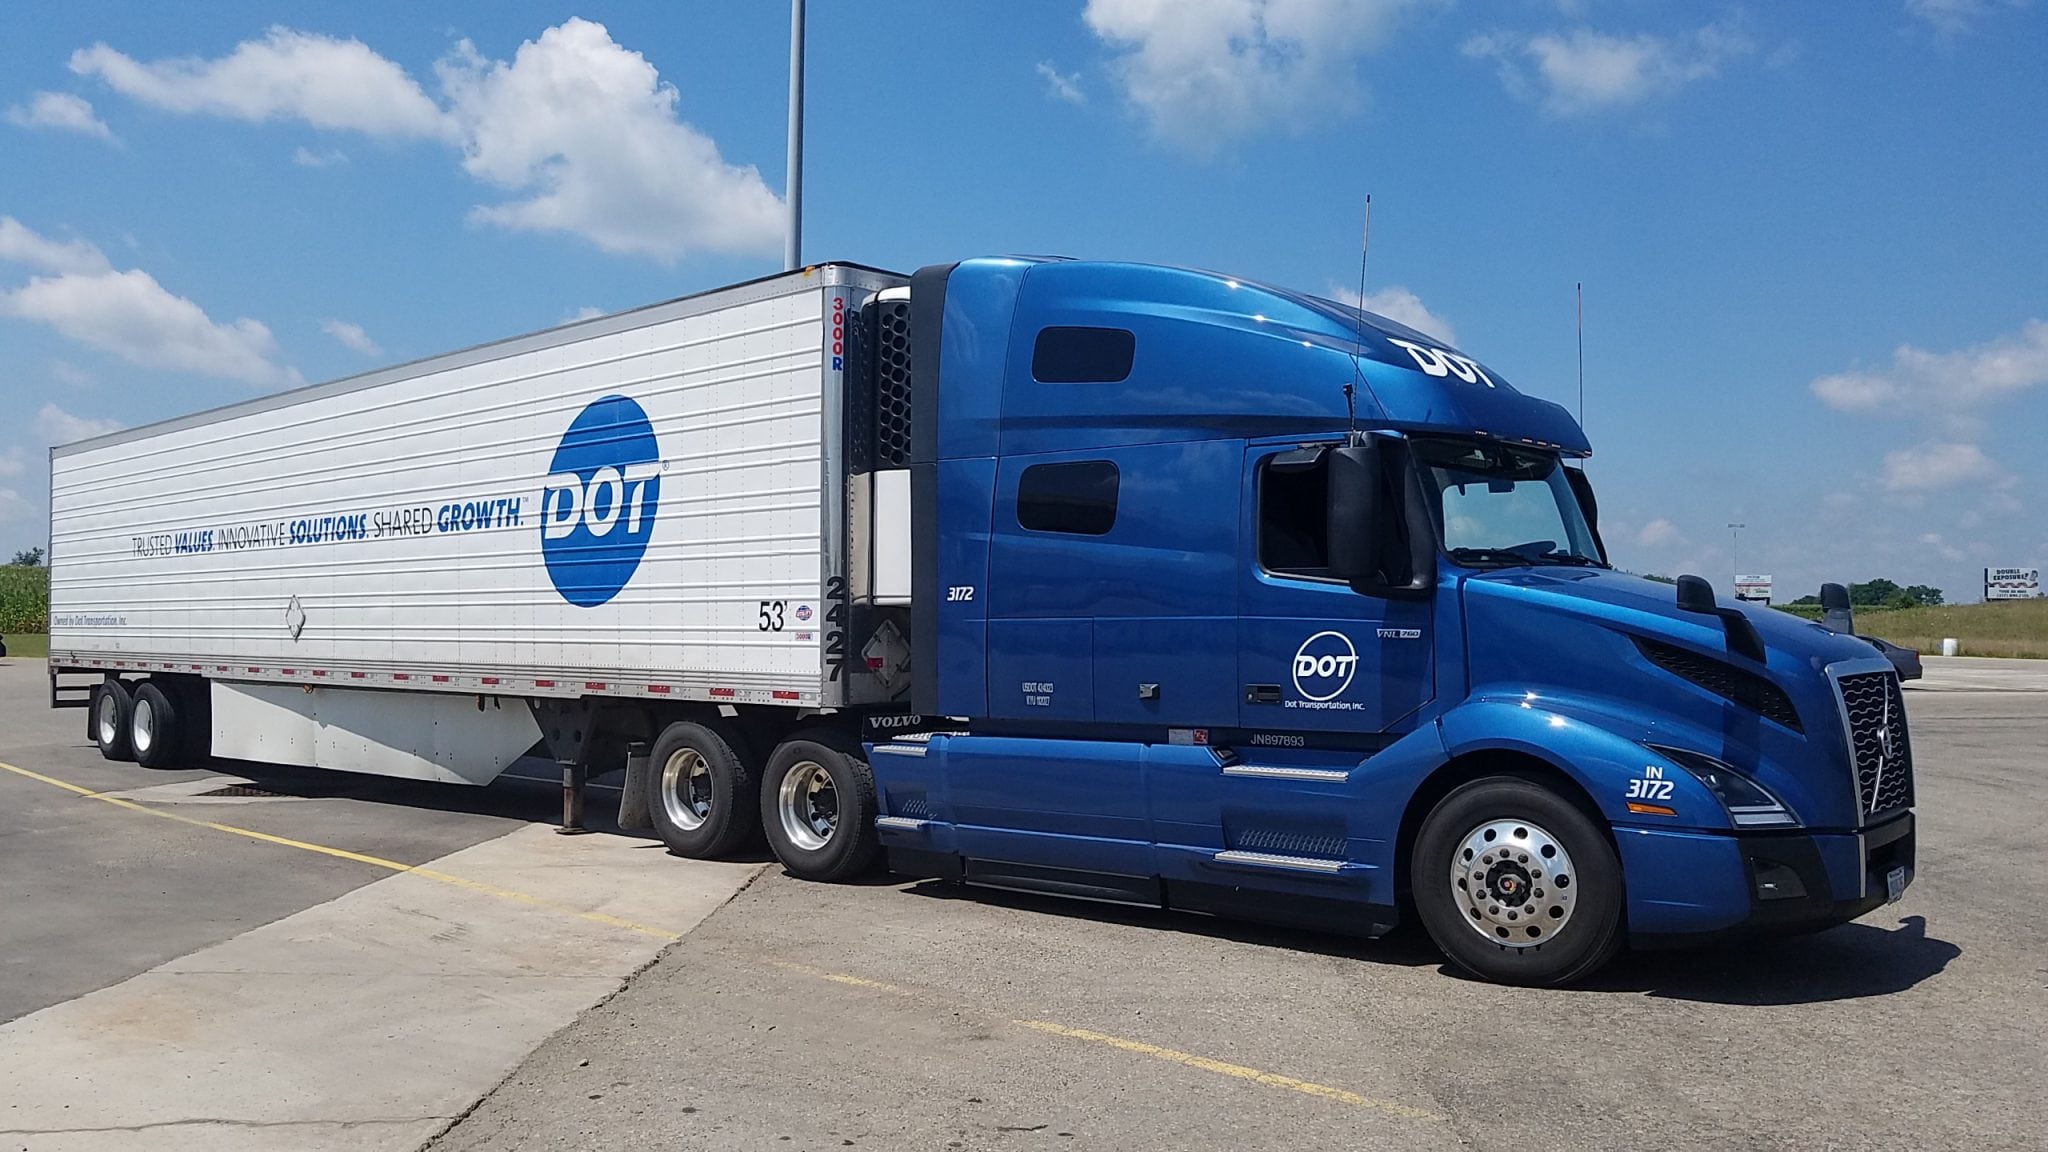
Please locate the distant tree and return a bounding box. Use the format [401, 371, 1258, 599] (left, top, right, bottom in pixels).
[1639, 573, 1677, 585]
[1848, 578, 1901, 607]
[7, 547, 42, 567]
[1788, 594, 1821, 606]
[1903, 584, 1944, 607]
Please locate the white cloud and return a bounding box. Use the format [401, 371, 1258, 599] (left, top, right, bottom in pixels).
[1918, 532, 1967, 563]
[1, 251, 300, 387]
[292, 145, 348, 167]
[35, 403, 123, 445]
[48, 359, 95, 386]
[1326, 282, 1457, 345]
[564, 305, 606, 323]
[321, 318, 382, 356]
[1811, 318, 2048, 415]
[1906, 0, 2030, 38]
[1463, 23, 1752, 115]
[0, 488, 30, 523]
[0, 448, 23, 478]
[5, 91, 115, 141]
[70, 27, 450, 138]
[75, 20, 787, 263]
[0, 216, 111, 275]
[1082, 0, 1435, 152]
[436, 20, 783, 261]
[1638, 518, 1682, 547]
[1037, 61, 1085, 105]
[1882, 442, 1999, 491]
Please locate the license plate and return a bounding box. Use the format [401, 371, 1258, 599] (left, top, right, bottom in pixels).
[1886, 866, 1908, 903]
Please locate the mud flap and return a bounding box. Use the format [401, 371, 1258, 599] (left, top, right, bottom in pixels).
[617, 742, 653, 831]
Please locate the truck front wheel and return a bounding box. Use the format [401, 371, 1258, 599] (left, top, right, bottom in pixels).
[91, 679, 135, 761]
[646, 722, 758, 858]
[1413, 775, 1624, 987]
[760, 734, 881, 882]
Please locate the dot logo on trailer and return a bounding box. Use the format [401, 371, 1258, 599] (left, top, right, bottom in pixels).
[541, 395, 662, 608]
[1292, 630, 1359, 702]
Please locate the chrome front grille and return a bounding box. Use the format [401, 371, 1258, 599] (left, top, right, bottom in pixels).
[1837, 670, 1914, 819]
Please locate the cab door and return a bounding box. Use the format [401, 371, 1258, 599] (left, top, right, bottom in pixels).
[1237, 443, 1433, 735]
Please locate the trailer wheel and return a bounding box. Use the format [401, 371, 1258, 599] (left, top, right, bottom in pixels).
[131, 682, 185, 770]
[760, 733, 881, 882]
[91, 680, 135, 761]
[646, 722, 758, 858]
[1412, 775, 1624, 987]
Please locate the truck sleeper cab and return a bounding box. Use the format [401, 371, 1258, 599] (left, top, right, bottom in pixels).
[855, 257, 1914, 986]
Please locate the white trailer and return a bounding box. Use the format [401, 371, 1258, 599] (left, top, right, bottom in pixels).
[47, 264, 915, 877]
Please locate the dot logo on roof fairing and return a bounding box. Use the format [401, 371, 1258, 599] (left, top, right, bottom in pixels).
[541, 396, 661, 607]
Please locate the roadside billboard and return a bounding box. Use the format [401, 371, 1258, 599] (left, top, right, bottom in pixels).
[1734, 574, 1773, 604]
[1984, 567, 2041, 601]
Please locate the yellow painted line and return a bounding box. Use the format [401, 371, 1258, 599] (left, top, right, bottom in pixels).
[768, 958, 1442, 1123]
[0, 759, 678, 941]
[1013, 1020, 1443, 1122]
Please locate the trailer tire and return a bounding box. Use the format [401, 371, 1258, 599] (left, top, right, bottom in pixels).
[760, 733, 881, 882]
[646, 721, 758, 858]
[91, 679, 135, 761]
[1412, 775, 1623, 987]
[130, 682, 187, 770]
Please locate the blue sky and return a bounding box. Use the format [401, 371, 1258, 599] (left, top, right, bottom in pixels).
[2, 1, 2043, 603]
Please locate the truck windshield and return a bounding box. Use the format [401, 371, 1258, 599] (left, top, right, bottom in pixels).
[1410, 438, 1606, 568]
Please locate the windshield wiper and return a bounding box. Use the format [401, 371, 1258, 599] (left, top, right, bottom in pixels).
[1447, 547, 1539, 566]
[1533, 551, 1603, 567]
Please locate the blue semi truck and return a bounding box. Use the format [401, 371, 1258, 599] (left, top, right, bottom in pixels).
[51, 256, 1915, 987]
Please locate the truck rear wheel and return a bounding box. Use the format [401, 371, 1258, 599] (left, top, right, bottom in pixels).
[1412, 775, 1623, 987]
[646, 721, 757, 858]
[130, 682, 185, 770]
[760, 734, 880, 882]
[91, 680, 135, 761]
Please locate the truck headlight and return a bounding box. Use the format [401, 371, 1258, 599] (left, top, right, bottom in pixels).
[1646, 745, 1798, 828]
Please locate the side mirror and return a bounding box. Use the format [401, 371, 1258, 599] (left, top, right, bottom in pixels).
[1675, 574, 1717, 614]
[1327, 438, 1434, 597]
[1326, 443, 1382, 584]
[1819, 582, 1854, 635]
[1674, 572, 1766, 663]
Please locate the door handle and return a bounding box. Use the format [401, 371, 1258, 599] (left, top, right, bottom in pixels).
[1245, 684, 1281, 705]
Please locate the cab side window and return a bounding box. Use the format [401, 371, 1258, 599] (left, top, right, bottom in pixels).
[1258, 453, 1329, 577]
[1018, 460, 1119, 535]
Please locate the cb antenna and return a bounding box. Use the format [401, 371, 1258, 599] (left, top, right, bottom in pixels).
[1345, 195, 1384, 446]
[1571, 281, 1586, 469]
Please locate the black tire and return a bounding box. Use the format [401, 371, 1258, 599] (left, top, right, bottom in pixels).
[645, 721, 758, 858]
[760, 732, 881, 882]
[131, 681, 185, 770]
[1412, 775, 1624, 987]
[91, 679, 134, 761]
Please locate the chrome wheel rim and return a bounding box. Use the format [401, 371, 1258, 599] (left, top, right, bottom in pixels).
[130, 695, 155, 755]
[1451, 818, 1578, 949]
[776, 761, 837, 852]
[96, 691, 119, 746]
[660, 749, 713, 831]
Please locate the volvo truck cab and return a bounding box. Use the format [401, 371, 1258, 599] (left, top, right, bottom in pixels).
[857, 257, 1913, 986]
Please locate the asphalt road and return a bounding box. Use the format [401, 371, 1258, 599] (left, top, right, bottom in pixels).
[436, 682, 2047, 1152]
[0, 656, 614, 1025]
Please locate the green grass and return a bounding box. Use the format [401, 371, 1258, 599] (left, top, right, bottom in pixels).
[3, 633, 48, 659]
[1848, 598, 2048, 659]
[0, 564, 48, 634]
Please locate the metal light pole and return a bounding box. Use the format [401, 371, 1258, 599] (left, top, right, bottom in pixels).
[1727, 523, 1745, 579]
[783, 0, 805, 271]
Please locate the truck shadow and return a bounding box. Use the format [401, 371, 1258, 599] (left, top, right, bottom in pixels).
[903, 879, 1444, 968]
[1576, 915, 1960, 1004]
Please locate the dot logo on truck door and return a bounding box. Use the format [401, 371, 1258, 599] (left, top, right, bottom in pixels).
[541, 395, 662, 607]
[1292, 631, 1359, 702]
